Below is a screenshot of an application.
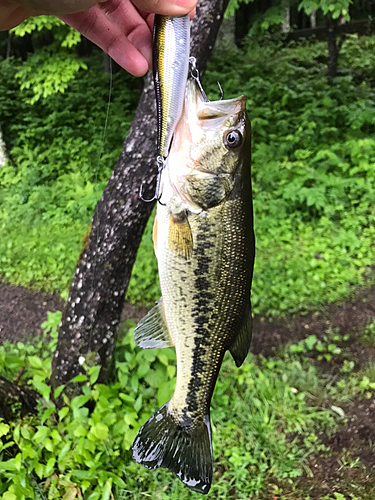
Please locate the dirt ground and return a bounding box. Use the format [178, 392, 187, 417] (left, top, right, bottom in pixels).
[0, 281, 375, 498]
[2, 282, 375, 350]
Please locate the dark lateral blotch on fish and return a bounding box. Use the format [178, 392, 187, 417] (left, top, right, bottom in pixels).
[132, 75, 255, 494]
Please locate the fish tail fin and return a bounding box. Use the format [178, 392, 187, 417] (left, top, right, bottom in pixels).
[132, 402, 213, 495]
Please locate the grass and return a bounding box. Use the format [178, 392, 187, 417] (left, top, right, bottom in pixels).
[2, 35, 375, 316]
[1, 312, 375, 499]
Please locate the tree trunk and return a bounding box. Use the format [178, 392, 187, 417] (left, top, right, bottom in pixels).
[327, 16, 338, 84]
[5, 31, 13, 59]
[0, 376, 37, 421]
[282, 7, 291, 34]
[327, 15, 345, 85]
[0, 128, 7, 168]
[310, 10, 316, 29]
[51, 0, 230, 395]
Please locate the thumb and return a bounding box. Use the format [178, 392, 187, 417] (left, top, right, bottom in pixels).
[132, 0, 196, 16]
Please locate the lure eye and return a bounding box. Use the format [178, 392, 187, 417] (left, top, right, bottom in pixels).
[224, 130, 242, 149]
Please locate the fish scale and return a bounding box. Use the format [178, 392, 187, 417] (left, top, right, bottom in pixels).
[132, 78, 255, 494]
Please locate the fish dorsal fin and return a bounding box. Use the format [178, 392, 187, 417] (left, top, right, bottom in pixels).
[229, 308, 252, 367]
[134, 299, 174, 349]
[168, 213, 193, 259]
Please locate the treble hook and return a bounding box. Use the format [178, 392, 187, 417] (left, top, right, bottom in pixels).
[189, 57, 209, 103]
[139, 156, 166, 204]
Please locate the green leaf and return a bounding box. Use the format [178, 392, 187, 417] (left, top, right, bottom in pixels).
[101, 479, 113, 500]
[54, 385, 65, 399]
[35, 462, 45, 479]
[73, 425, 88, 437]
[58, 407, 69, 421]
[2, 492, 17, 500]
[28, 356, 43, 369]
[45, 457, 56, 476]
[0, 422, 10, 438]
[89, 423, 109, 441]
[89, 365, 101, 385]
[58, 441, 72, 463]
[304, 335, 317, 351]
[71, 374, 87, 383]
[157, 381, 174, 407]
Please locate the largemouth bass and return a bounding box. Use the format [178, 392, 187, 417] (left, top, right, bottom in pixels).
[153, 14, 191, 158]
[132, 78, 255, 494]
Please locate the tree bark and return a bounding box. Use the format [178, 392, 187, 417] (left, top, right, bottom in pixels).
[0, 376, 37, 421]
[51, 0, 229, 395]
[282, 6, 291, 34]
[327, 15, 345, 85]
[310, 9, 317, 29]
[0, 128, 7, 168]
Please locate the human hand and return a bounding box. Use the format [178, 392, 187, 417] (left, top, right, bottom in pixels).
[0, 0, 197, 76]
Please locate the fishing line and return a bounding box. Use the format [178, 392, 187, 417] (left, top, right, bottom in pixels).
[30, 470, 47, 500]
[88, 55, 113, 352]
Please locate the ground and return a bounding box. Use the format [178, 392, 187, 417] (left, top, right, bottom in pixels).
[0, 281, 374, 499]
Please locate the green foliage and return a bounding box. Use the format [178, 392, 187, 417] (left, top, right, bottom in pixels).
[203, 34, 375, 316]
[11, 16, 65, 36]
[286, 328, 375, 402]
[0, 317, 177, 500]
[2, 34, 375, 315]
[299, 0, 351, 19]
[11, 16, 84, 103]
[0, 311, 60, 388]
[0, 53, 140, 296]
[226, 0, 351, 24]
[132, 35, 375, 312]
[225, 0, 254, 18]
[16, 49, 88, 104]
[126, 210, 160, 305]
[0, 323, 338, 499]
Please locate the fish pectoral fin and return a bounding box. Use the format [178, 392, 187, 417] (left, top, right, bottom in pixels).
[168, 213, 193, 259]
[229, 308, 253, 367]
[132, 403, 213, 495]
[134, 298, 174, 349]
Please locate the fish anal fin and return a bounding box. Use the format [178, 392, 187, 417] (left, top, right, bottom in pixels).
[168, 213, 193, 259]
[134, 299, 174, 349]
[132, 403, 213, 495]
[230, 308, 253, 367]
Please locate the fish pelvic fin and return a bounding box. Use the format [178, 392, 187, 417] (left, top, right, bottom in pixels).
[168, 213, 193, 260]
[134, 299, 174, 349]
[230, 307, 253, 367]
[132, 403, 213, 495]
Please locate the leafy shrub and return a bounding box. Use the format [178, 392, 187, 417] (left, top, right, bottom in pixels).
[0, 53, 140, 296]
[0, 314, 336, 499]
[2, 35, 375, 315]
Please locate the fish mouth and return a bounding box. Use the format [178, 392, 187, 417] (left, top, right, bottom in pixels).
[166, 78, 248, 210]
[170, 78, 247, 166]
[186, 78, 247, 122]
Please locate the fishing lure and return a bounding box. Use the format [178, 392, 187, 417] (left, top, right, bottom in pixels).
[153, 14, 191, 159]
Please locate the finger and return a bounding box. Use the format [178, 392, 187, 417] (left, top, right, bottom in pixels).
[97, 0, 152, 65]
[132, 0, 197, 16]
[61, 6, 150, 76]
[0, 1, 37, 30]
[13, 0, 98, 15]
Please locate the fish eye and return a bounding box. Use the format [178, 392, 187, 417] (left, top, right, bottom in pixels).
[224, 130, 242, 149]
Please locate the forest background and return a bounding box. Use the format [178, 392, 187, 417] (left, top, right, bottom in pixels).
[1, 0, 375, 499]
